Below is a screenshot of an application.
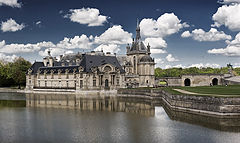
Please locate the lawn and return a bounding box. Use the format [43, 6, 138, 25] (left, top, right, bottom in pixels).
[176, 85, 240, 95]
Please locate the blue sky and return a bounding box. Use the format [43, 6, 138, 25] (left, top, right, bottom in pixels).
[0, 0, 240, 68]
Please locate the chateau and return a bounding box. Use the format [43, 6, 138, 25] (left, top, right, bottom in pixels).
[26, 22, 155, 91]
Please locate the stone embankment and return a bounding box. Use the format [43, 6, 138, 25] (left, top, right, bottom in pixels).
[117, 88, 240, 117]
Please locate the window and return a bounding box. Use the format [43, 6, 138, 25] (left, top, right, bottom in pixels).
[133, 56, 136, 73]
[44, 74, 47, 79]
[58, 74, 61, 79]
[66, 81, 68, 88]
[51, 73, 54, 79]
[29, 80, 31, 84]
[112, 75, 115, 85]
[74, 73, 76, 78]
[80, 73, 83, 78]
[45, 81, 47, 87]
[104, 66, 111, 72]
[66, 74, 69, 79]
[29, 75, 31, 79]
[80, 80, 83, 88]
[93, 79, 96, 87]
[38, 81, 40, 87]
[117, 78, 120, 86]
[146, 80, 148, 83]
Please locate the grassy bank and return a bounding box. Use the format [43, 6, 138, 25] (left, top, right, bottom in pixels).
[0, 100, 26, 107]
[176, 85, 240, 95]
[161, 85, 240, 98]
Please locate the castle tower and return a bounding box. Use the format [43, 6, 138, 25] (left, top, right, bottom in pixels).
[125, 20, 155, 88]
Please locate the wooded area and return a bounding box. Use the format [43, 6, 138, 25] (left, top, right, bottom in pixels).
[0, 57, 31, 88]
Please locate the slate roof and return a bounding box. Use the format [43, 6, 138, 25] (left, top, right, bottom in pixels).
[39, 66, 79, 74]
[29, 62, 44, 74]
[28, 54, 125, 75]
[80, 54, 125, 73]
[140, 55, 154, 63]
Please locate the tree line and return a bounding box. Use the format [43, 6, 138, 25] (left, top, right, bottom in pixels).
[155, 67, 240, 78]
[0, 57, 31, 89]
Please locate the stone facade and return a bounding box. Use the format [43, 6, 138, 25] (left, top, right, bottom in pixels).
[120, 21, 155, 88]
[26, 52, 125, 91]
[156, 74, 224, 87]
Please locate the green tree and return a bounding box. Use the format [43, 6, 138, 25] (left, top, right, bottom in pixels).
[9, 57, 31, 89]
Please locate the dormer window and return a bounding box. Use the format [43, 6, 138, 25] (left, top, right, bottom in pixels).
[104, 66, 111, 72]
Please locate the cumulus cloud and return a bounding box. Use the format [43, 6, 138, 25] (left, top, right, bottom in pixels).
[143, 37, 167, 48]
[150, 49, 166, 54]
[181, 31, 191, 38]
[0, 0, 21, 8]
[94, 44, 120, 54]
[0, 52, 17, 62]
[181, 28, 232, 41]
[139, 13, 188, 54]
[39, 48, 73, 57]
[56, 35, 93, 49]
[233, 62, 240, 67]
[1, 18, 25, 32]
[212, 4, 240, 31]
[166, 54, 179, 62]
[0, 34, 93, 57]
[155, 58, 164, 67]
[0, 40, 55, 54]
[64, 8, 108, 26]
[218, 0, 240, 4]
[36, 21, 41, 25]
[164, 63, 220, 69]
[208, 32, 240, 56]
[95, 25, 132, 45]
[155, 58, 164, 64]
[139, 13, 189, 38]
[188, 63, 220, 68]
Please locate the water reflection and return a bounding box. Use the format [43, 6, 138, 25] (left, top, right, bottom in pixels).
[26, 94, 155, 116]
[162, 103, 240, 132]
[0, 93, 240, 133]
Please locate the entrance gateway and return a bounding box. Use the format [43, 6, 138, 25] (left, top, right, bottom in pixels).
[212, 78, 218, 86]
[184, 78, 191, 86]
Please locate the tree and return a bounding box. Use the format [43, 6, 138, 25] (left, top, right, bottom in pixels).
[9, 57, 31, 89]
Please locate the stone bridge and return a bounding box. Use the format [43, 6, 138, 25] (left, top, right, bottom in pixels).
[156, 74, 224, 87]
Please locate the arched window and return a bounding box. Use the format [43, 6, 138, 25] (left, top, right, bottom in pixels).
[133, 56, 136, 73]
[104, 66, 112, 72]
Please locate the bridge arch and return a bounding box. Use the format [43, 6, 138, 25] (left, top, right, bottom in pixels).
[184, 78, 191, 86]
[212, 78, 218, 86]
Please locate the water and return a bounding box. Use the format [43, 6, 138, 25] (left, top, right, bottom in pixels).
[0, 93, 240, 143]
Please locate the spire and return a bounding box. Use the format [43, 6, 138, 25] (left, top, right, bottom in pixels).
[136, 18, 141, 41]
[137, 18, 139, 29]
[48, 50, 51, 56]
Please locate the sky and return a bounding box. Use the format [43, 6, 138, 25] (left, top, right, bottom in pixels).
[0, 0, 240, 68]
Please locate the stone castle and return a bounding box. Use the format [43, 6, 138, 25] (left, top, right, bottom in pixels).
[26, 22, 155, 91]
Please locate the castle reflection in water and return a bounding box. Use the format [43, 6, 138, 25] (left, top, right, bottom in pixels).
[25, 93, 240, 132]
[26, 94, 155, 116]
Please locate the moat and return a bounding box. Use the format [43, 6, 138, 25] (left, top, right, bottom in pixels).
[1, 92, 240, 143]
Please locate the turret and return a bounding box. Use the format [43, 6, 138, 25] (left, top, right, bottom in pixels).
[49, 57, 54, 67]
[147, 43, 151, 54]
[136, 19, 141, 42]
[43, 57, 48, 66]
[126, 44, 130, 53]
